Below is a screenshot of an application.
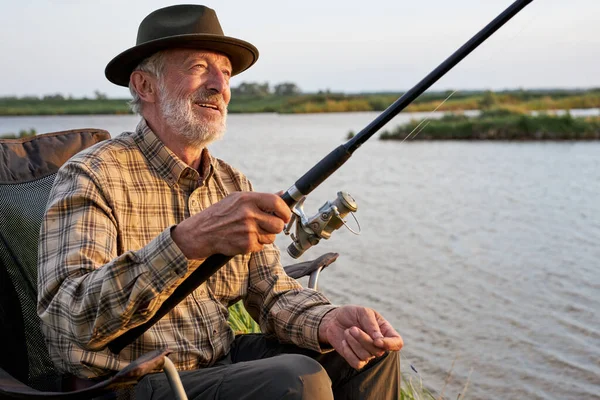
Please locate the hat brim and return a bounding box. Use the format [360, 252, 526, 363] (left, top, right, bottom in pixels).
[105, 34, 259, 87]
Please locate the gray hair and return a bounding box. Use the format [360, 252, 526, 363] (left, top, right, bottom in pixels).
[128, 51, 167, 114]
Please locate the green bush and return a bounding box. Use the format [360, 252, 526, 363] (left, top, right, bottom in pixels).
[0, 128, 37, 139]
[380, 112, 600, 141]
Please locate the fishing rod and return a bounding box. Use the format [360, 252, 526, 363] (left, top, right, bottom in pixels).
[108, 0, 534, 354]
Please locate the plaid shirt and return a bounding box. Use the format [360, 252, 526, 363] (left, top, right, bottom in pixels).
[37, 120, 336, 378]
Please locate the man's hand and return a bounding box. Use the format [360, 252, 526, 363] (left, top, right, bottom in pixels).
[318, 305, 403, 370]
[172, 192, 291, 259]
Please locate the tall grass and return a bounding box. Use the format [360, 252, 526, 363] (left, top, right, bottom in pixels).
[228, 301, 261, 334]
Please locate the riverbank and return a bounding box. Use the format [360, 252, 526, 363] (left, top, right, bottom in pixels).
[1, 88, 598, 116]
[379, 108, 600, 141]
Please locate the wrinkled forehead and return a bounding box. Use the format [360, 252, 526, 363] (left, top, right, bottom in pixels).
[163, 48, 232, 69]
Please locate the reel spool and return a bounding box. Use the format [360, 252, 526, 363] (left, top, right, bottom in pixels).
[284, 191, 360, 259]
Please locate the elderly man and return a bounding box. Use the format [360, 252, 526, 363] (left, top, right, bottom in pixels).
[37, 5, 402, 399]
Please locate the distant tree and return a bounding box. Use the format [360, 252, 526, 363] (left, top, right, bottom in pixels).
[231, 82, 271, 96]
[479, 90, 498, 110]
[274, 82, 301, 96]
[0, 128, 36, 139]
[94, 90, 107, 100]
[42, 93, 65, 101]
[444, 89, 455, 97]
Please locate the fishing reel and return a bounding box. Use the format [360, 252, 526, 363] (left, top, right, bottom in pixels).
[283, 191, 360, 258]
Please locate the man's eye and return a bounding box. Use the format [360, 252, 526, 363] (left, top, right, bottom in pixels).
[194, 64, 208, 70]
[222, 70, 231, 78]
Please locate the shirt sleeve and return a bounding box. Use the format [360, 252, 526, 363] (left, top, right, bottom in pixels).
[37, 160, 190, 350]
[222, 168, 338, 352]
[243, 244, 338, 352]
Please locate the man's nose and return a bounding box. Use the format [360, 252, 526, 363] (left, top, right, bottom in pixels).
[205, 69, 228, 94]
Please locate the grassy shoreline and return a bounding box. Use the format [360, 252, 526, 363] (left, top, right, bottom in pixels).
[1, 88, 599, 116]
[379, 108, 600, 141]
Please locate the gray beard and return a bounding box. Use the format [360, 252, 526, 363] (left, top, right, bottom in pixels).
[158, 84, 227, 149]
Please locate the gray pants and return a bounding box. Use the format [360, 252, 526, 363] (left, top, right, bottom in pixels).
[135, 333, 400, 399]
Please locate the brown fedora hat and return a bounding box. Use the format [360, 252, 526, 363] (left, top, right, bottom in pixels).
[105, 5, 259, 87]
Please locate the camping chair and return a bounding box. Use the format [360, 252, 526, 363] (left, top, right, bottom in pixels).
[0, 129, 186, 399]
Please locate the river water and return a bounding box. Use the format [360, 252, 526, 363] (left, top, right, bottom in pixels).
[1, 112, 599, 399]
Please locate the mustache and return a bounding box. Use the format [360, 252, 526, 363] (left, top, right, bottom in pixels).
[192, 90, 227, 112]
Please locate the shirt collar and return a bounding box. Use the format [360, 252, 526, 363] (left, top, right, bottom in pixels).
[133, 119, 214, 188]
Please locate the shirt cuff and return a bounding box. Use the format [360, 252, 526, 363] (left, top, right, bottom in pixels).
[134, 225, 189, 292]
[297, 304, 339, 353]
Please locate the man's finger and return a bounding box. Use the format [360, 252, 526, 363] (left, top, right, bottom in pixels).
[340, 339, 366, 370]
[348, 327, 385, 357]
[358, 308, 384, 341]
[256, 214, 285, 234]
[374, 336, 403, 351]
[254, 193, 291, 222]
[373, 320, 403, 351]
[256, 233, 277, 246]
[379, 320, 401, 337]
[344, 329, 375, 361]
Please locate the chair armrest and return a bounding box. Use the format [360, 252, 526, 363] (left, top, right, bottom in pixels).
[283, 252, 339, 290]
[283, 252, 339, 280]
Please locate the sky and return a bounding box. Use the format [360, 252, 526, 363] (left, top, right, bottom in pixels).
[0, 0, 598, 98]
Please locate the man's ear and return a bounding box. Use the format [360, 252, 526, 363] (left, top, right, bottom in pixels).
[130, 71, 158, 103]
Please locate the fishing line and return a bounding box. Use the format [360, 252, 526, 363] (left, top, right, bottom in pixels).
[399, 10, 540, 142]
[400, 90, 457, 142]
[392, 7, 540, 399]
[108, 0, 537, 356]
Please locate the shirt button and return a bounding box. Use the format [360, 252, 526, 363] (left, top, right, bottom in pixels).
[191, 200, 198, 207]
